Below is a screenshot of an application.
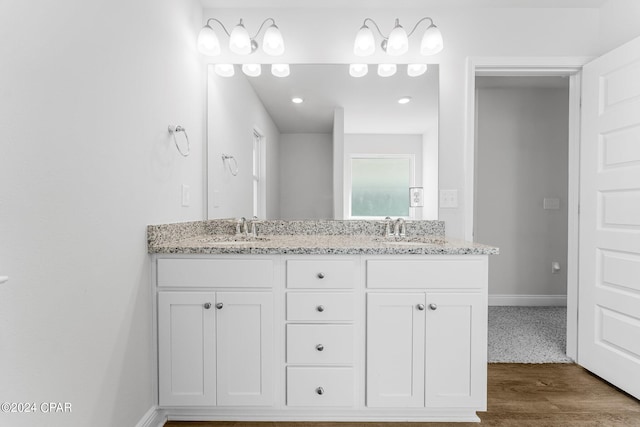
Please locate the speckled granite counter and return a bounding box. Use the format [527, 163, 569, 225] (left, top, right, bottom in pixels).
[147, 219, 498, 256]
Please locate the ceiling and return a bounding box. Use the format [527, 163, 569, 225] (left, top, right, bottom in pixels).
[201, 0, 607, 9]
[242, 64, 439, 134]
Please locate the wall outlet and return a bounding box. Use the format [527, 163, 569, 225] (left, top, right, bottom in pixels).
[440, 189, 458, 208]
[551, 261, 561, 274]
[181, 184, 190, 207]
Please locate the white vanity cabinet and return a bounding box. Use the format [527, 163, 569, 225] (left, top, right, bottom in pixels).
[156, 257, 275, 407]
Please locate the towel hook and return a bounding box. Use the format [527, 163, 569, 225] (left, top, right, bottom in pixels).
[221, 154, 239, 176]
[168, 125, 190, 157]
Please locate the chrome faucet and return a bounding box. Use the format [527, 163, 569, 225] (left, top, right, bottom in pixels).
[394, 218, 406, 238]
[236, 217, 247, 236]
[384, 217, 394, 237]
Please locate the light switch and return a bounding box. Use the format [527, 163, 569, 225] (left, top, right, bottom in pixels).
[440, 190, 458, 208]
[181, 184, 190, 207]
[543, 198, 560, 210]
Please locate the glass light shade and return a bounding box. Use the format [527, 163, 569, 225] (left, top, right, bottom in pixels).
[214, 64, 235, 77]
[262, 24, 284, 56]
[377, 63, 397, 77]
[354, 25, 375, 56]
[271, 63, 290, 77]
[229, 20, 252, 55]
[197, 25, 221, 56]
[349, 63, 368, 78]
[386, 23, 408, 56]
[407, 63, 428, 77]
[420, 25, 443, 55]
[242, 64, 261, 77]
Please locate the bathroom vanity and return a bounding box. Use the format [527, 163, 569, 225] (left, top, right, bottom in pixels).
[148, 220, 498, 422]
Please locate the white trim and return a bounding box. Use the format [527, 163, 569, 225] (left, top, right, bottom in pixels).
[134, 406, 167, 427]
[489, 294, 568, 306]
[465, 56, 590, 358]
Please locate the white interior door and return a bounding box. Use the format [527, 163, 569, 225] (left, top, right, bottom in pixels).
[579, 35, 640, 399]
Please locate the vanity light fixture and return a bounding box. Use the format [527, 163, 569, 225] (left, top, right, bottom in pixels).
[377, 63, 397, 77]
[354, 17, 443, 57]
[271, 63, 290, 77]
[242, 64, 262, 77]
[197, 18, 285, 56]
[349, 63, 368, 78]
[214, 63, 235, 77]
[407, 63, 428, 77]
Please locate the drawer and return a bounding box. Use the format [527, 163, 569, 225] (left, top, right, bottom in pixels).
[286, 367, 354, 407]
[286, 259, 356, 289]
[287, 324, 354, 364]
[287, 292, 355, 321]
[157, 258, 274, 288]
[366, 257, 487, 289]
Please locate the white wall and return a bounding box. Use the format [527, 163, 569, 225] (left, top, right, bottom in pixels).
[208, 69, 281, 218]
[203, 5, 601, 237]
[599, 0, 640, 53]
[475, 84, 569, 298]
[0, 1, 204, 426]
[279, 133, 333, 219]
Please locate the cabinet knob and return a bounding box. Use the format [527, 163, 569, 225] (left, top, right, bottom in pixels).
[317, 272, 325, 279]
[216, 302, 224, 309]
[316, 305, 325, 312]
[429, 303, 438, 311]
[203, 302, 211, 309]
[316, 387, 325, 395]
[417, 303, 425, 311]
[316, 344, 324, 352]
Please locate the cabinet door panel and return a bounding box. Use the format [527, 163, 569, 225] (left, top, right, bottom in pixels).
[158, 292, 216, 406]
[216, 292, 274, 406]
[366, 293, 425, 407]
[425, 292, 486, 408]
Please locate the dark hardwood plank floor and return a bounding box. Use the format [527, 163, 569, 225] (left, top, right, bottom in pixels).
[164, 364, 640, 427]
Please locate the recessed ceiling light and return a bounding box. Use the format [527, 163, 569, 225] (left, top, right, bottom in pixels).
[398, 96, 412, 104]
[291, 97, 304, 104]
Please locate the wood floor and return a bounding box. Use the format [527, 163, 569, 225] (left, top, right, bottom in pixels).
[164, 364, 640, 427]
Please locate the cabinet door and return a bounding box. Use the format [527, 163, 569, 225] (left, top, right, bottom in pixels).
[366, 293, 426, 407]
[425, 292, 486, 408]
[216, 291, 274, 406]
[158, 292, 216, 406]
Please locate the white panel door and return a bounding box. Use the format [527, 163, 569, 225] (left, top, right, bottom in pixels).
[579, 35, 640, 399]
[366, 293, 425, 407]
[158, 292, 216, 406]
[216, 291, 274, 406]
[425, 293, 486, 409]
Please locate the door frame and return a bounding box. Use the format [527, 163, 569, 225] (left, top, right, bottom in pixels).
[464, 56, 591, 360]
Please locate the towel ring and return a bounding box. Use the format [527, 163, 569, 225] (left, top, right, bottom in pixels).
[221, 154, 239, 176]
[168, 125, 190, 157]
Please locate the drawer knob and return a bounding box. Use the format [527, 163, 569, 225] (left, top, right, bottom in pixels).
[417, 303, 425, 311]
[203, 302, 211, 309]
[317, 272, 325, 279]
[316, 344, 324, 352]
[316, 305, 325, 312]
[429, 303, 438, 311]
[216, 302, 224, 309]
[316, 387, 325, 395]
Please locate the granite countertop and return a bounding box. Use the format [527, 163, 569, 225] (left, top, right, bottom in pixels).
[147, 220, 499, 256]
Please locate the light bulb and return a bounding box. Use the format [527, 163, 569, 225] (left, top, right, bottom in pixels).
[386, 20, 408, 56]
[354, 24, 375, 56]
[262, 23, 284, 56]
[420, 25, 443, 55]
[214, 64, 235, 77]
[398, 96, 412, 104]
[291, 97, 303, 104]
[229, 19, 252, 55]
[349, 64, 368, 78]
[197, 25, 221, 56]
[407, 64, 428, 77]
[271, 63, 290, 77]
[242, 64, 261, 77]
[377, 63, 397, 77]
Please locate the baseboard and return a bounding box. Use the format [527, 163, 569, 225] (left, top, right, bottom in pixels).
[135, 406, 167, 427]
[489, 294, 567, 306]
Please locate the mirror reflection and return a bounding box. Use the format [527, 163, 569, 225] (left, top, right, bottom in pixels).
[207, 63, 439, 220]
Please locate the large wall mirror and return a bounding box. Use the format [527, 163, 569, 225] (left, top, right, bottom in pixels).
[207, 63, 439, 220]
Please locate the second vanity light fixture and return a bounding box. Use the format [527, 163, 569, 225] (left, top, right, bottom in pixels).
[354, 17, 443, 57]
